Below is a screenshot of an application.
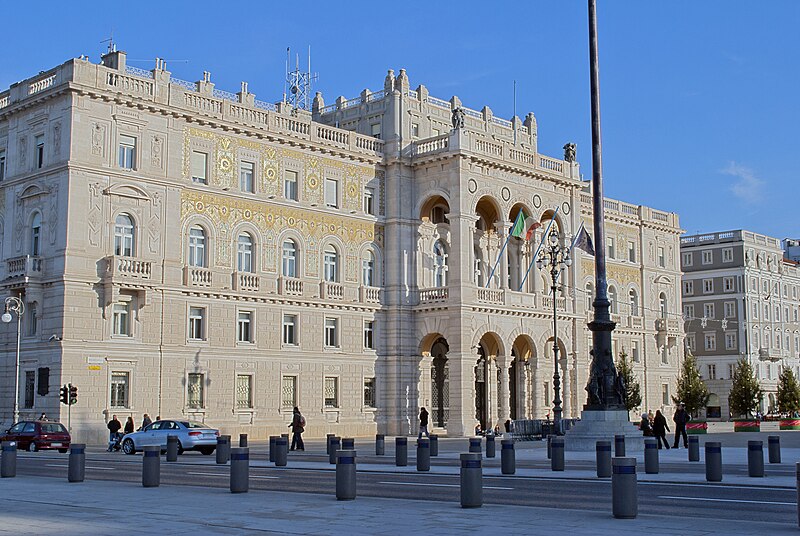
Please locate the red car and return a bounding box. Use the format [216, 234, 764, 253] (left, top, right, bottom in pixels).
[1, 420, 71, 452]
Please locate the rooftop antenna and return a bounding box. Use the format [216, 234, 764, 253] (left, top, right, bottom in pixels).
[284, 46, 318, 110]
[513, 80, 517, 145]
[100, 29, 116, 54]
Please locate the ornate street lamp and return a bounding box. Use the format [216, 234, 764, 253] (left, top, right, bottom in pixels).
[2, 296, 24, 424]
[537, 227, 572, 435]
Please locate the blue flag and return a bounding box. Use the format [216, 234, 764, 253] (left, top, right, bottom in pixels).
[571, 223, 595, 256]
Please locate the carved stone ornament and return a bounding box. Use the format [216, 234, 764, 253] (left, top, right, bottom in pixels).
[451, 107, 465, 130]
[563, 142, 576, 163]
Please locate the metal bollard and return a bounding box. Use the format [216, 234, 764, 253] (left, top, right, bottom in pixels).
[486, 435, 496, 458]
[612, 457, 638, 519]
[501, 439, 515, 475]
[142, 446, 160, 487]
[336, 449, 357, 500]
[269, 436, 277, 463]
[596, 440, 612, 478]
[688, 435, 700, 462]
[430, 434, 439, 457]
[326, 434, 336, 456]
[395, 437, 408, 467]
[329, 437, 341, 465]
[275, 436, 288, 467]
[547, 435, 552, 459]
[705, 441, 722, 482]
[239, 433, 248, 447]
[796, 463, 800, 528]
[166, 435, 179, 462]
[342, 437, 355, 451]
[230, 447, 249, 493]
[68, 443, 85, 483]
[375, 434, 385, 456]
[551, 436, 565, 471]
[644, 438, 659, 474]
[469, 437, 482, 454]
[417, 437, 431, 471]
[614, 434, 626, 457]
[1, 441, 17, 478]
[748, 440, 764, 477]
[460, 453, 482, 508]
[768, 436, 781, 464]
[216, 435, 230, 465]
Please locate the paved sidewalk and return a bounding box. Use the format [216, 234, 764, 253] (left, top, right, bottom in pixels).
[0, 477, 797, 536]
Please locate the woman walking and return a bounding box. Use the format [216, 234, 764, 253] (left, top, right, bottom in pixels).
[652, 409, 670, 449]
[289, 407, 305, 451]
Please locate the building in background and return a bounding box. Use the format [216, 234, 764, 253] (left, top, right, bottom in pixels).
[681, 230, 800, 419]
[0, 49, 683, 443]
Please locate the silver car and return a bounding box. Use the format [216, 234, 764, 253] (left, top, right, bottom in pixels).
[121, 420, 219, 455]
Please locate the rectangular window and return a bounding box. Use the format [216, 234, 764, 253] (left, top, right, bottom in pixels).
[607, 237, 615, 259]
[411, 123, 419, 138]
[112, 302, 130, 336]
[110, 371, 130, 408]
[363, 187, 375, 215]
[237, 311, 252, 343]
[725, 332, 737, 350]
[702, 250, 713, 265]
[239, 161, 254, 193]
[722, 248, 734, 263]
[661, 346, 668, 365]
[682, 252, 693, 267]
[683, 281, 694, 295]
[324, 317, 339, 348]
[631, 340, 640, 363]
[662, 384, 670, 406]
[364, 320, 374, 350]
[282, 375, 297, 408]
[658, 247, 665, 268]
[704, 303, 715, 319]
[371, 123, 381, 138]
[188, 307, 205, 340]
[24, 371, 35, 409]
[724, 301, 736, 319]
[686, 334, 696, 352]
[364, 377, 376, 408]
[191, 151, 208, 183]
[284, 170, 298, 201]
[704, 333, 716, 351]
[723, 276, 735, 292]
[236, 374, 253, 409]
[683, 304, 695, 319]
[727, 364, 735, 379]
[187, 373, 204, 409]
[628, 241, 636, 262]
[707, 364, 717, 380]
[35, 134, 44, 168]
[703, 279, 714, 294]
[118, 135, 136, 170]
[324, 376, 339, 408]
[752, 302, 759, 319]
[325, 178, 338, 208]
[26, 303, 37, 337]
[282, 314, 297, 345]
[0, 149, 6, 181]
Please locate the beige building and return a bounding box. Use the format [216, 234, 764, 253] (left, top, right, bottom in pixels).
[0, 49, 683, 443]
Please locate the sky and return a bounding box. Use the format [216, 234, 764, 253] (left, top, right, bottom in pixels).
[2, 1, 797, 239]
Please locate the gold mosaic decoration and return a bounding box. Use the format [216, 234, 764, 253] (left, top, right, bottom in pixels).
[581, 258, 641, 286]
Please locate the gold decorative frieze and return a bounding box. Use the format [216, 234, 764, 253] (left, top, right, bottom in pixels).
[581, 258, 641, 286]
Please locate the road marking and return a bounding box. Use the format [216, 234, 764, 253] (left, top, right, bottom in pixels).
[46, 463, 113, 471]
[659, 496, 795, 506]
[378, 481, 512, 490]
[187, 471, 278, 479]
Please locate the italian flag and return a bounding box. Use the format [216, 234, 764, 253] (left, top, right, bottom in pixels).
[510, 212, 541, 241]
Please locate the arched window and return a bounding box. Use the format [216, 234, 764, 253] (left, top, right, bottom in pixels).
[114, 214, 135, 257]
[474, 246, 484, 287]
[433, 240, 448, 287]
[323, 245, 339, 282]
[362, 250, 375, 287]
[629, 288, 639, 316]
[31, 213, 42, 256]
[237, 233, 253, 273]
[608, 285, 618, 314]
[659, 292, 668, 318]
[188, 226, 206, 267]
[282, 239, 297, 278]
[431, 205, 447, 224]
[585, 282, 594, 310]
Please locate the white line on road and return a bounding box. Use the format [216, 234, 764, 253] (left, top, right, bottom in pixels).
[187, 471, 278, 479]
[378, 481, 512, 490]
[45, 463, 113, 471]
[659, 496, 795, 506]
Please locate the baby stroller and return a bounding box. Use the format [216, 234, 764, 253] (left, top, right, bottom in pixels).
[107, 432, 123, 452]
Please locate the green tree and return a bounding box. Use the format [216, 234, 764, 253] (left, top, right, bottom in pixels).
[728, 357, 764, 418]
[672, 352, 710, 417]
[616, 350, 641, 413]
[776, 367, 800, 415]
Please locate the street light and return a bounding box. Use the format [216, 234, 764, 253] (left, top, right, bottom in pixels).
[2, 296, 24, 424]
[536, 226, 572, 435]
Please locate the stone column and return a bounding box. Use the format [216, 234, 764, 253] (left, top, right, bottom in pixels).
[498, 359, 510, 425]
[531, 358, 541, 418]
[447, 351, 477, 437]
[418, 354, 433, 410]
[495, 220, 510, 289]
[522, 361, 531, 419]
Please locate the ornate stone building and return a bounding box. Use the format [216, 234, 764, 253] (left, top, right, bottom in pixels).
[0, 50, 683, 443]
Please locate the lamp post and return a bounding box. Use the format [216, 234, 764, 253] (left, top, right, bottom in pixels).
[537, 227, 572, 435]
[2, 296, 24, 424]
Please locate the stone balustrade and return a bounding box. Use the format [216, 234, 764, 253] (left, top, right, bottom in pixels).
[183, 266, 213, 287]
[106, 256, 152, 280]
[320, 281, 344, 300]
[360, 285, 381, 304]
[418, 287, 448, 304]
[6, 255, 43, 280]
[233, 271, 259, 292]
[279, 276, 303, 296]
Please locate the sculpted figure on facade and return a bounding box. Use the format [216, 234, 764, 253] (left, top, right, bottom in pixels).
[451, 107, 465, 130]
[563, 142, 577, 163]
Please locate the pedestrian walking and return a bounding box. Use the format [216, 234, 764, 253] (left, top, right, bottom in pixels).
[640, 412, 653, 437]
[124, 416, 135, 435]
[106, 415, 122, 452]
[141, 413, 152, 430]
[652, 409, 670, 449]
[288, 407, 305, 451]
[418, 407, 429, 439]
[672, 402, 691, 448]
[38, 412, 47, 421]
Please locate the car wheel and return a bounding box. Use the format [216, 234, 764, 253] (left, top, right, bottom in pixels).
[199, 447, 214, 455]
[58, 448, 68, 454]
[122, 439, 136, 455]
[27, 442, 38, 452]
[177, 441, 184, 455]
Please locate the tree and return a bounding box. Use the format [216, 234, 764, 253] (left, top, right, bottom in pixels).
[776, 367, 800, 415]
[672, 352, 710, 418]
[728, 357, 764, 418]
[616, 350, 641, 413]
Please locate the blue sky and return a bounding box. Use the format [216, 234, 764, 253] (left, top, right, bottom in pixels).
[3, 1, 797, 239]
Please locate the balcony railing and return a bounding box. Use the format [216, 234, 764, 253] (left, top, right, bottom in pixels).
[320, 281, 344, 300]
[419, 287, 448, 304]
[183, 266, 213, 287]
[6, 255, 43, 280]
[360, 285, 381, 304]
[233, 271, 259, 292]
[278, 276, 303, 296]
[106, 255, 152, 281]
[476, 288, 504, 305]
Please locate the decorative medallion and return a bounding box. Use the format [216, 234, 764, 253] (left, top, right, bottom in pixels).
[533, 194, 542, 208]
[501, 187, 511, 202]
[561, 201, 570, 215]
[468, 178, 478, 194]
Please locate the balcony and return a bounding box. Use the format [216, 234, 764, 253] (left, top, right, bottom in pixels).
[540, 294, 567, 311]
[105, 255, 152, 281]
[320, 281, 344, 300]
[359, 285, 381, 304]
[232, 271, 259, 292]
[183, 266, 213, 287]
[419, 287, 448, 304]
[278, 276, 303, 296]
[6, 255, 43, 281]
[655, 318, 680, 333]
[476, 288, 505, 305]
[759, 348, 780, 362]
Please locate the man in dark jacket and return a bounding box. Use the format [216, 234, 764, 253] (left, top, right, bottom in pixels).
[106, 415, 122, 451]
[418, 407, 429, 439]
[672, 402, 691, 448]
[289, 407, 305, 451]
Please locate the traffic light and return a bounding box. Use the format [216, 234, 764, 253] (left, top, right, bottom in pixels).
[59, 385, 68, 405]
[68, 384, 78, 406]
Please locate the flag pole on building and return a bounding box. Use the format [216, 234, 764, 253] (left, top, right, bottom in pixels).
[485, 210, 523, 288]
[517, 205, 560, 292]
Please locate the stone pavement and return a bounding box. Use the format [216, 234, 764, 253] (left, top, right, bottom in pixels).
[0, 476, 797, 536]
